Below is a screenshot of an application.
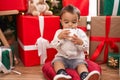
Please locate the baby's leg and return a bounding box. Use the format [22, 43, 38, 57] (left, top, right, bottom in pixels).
[77, 64, 100, 80]
[53, 60, 71, 80]
[77, 64, 88, 74]
[53, 61, 65, 72]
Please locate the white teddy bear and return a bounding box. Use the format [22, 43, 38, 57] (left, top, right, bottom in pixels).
[61, 29, 79, 57]
[27, 0, 53, 16]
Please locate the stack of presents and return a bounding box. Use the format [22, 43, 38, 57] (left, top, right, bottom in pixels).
[0, 0, 120, 78]
[0, 0, 27, 74]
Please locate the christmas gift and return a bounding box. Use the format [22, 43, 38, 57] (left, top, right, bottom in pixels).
[0, 47, 13, 74]
[62, 0, 97, 16]
[90, 16, 120, 63]
[0, 0, 27, 11]
[17, 15, 60, 66]
[98, 0, 120, 16]
[78, 16, 87, 30]
[108, 52, 120, 68]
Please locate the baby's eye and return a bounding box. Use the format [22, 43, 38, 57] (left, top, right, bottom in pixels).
[64, 22, 69, 24]
[72, 22, 77, 24]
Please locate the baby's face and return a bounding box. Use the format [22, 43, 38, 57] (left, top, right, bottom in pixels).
[60, 12, 79, 29]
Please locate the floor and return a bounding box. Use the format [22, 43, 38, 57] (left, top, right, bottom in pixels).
[0, 60, 120, 80]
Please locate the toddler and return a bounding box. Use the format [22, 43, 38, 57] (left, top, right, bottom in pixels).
[50, 4, 100, 80]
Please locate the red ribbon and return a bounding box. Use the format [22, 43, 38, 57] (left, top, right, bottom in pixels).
[90, 16, 120, 63]
[78, 26, 87, 32]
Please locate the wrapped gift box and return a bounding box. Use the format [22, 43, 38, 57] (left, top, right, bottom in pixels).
[90, 16, 120, 63]
[0, 0, 27, 11]
[62, 0, 97, 16]
[78, 16, 91, 36]
[98, 0, 120, 16]
[17, 15, 60, 66]
[78, 16, 87, 32]
[0, 48, 11, 70]
[0, 47, 13, 73]
[78, 16, 87, 28]
[108, 52, 120, 68]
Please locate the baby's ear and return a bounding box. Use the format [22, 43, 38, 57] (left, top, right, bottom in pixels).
[60, 19, 62, 23]
[60, 19, 63, 26]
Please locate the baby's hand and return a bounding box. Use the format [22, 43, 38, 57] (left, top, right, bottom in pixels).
[58, 30, 71, 40]
[71, 34, 83, 45]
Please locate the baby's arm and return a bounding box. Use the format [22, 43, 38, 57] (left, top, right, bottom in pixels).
[50, 29, 64, 49]
[71, 29, 89, 51]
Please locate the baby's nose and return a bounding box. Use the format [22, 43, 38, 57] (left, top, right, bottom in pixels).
[69, 22, 73, 26]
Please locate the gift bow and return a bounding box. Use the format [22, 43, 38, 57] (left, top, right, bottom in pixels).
[90, 16, 120, 63]
[108, 56, 118, 68]
[35, 16, 51, 65]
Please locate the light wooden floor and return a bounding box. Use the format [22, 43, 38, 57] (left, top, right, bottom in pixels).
[0, 60, 120, 80]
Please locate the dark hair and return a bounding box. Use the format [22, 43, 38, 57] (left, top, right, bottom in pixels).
[60, 4, 80, 19]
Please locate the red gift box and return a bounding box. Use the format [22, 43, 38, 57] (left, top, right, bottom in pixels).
[17, 15, 60, 66]
[62, 0, 97, 16]
[0, 0, 27, 11]
[90, 16, 120, 64]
